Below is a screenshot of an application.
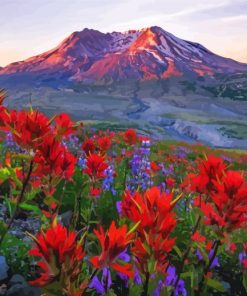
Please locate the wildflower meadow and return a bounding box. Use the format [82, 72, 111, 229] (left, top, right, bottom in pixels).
[0, 89, 246, 296]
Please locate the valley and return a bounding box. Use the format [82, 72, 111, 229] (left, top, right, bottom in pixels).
[5, 79, 247, 149]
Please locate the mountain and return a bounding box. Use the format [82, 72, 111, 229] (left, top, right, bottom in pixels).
[0, 26, 247, 149]
[1, 26, 247, 85]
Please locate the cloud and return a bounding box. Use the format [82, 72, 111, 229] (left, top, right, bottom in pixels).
[221, 14, 247, 23]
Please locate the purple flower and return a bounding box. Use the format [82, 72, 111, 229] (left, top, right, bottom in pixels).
[102, 164, 116, 195]
[153, 280, 163, 296]
[175, 146, 192, 159]
[221, 155, 232, 162]
[195, 249, 203, 261]
[77, 155, 86, 169]
[160, 163, 174, 177]
[115, 250, 131, 288]
[127, 140, 152, 191]
[118, 249, 131, 262]
[195, 249, 219, 269]
[175, 279, 187, 296]
[165, 266, 176, 286]
[89, 276, 105, 294]
[153, 266, 187, 296]
[116, 201, 122, 215]
[3, 132, 21, 152]
[239, 251, 246, 263]
[209, 250, 219, 269]
[134, 266, 142, 285]
[89, 267, 112, 294]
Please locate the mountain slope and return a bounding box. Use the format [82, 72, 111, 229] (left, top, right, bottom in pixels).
[1, 26, 247, 84]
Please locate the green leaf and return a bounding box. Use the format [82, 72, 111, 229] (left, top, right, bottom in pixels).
[26, 188, 41, 201]
[243, 273, 247, 293]
[3, 196, 14, 217]
[173, 245, 182, 258]
[0, 167, 11, 180]
[0, 221, 7, 237]
[19, 202, 41, 214]
[7, 167, 22, 187]
[206, 278, 225, 292]
[127, 221, 140, 235]
[181, 271, 193, 279]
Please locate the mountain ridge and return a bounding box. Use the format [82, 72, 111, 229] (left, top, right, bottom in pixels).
[1, 26, 247, 84]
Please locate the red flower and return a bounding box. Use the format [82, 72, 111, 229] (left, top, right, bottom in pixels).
[151, 161, 160, 172]
[211, 170, 247, 230]
[121, 187, 177, 273]
[84, 153, 108, 179]
[182, 155, 227, 194]
[0, 90, 8, 128]
[90, 221, 134, 277]
[196, 170, 247, 231]
[81, 139, 95, 155]
[90, 186, 102, 198]
[34, 138, 76, 180]
[54, 112, 74, 139]
[97, 135, 112, 152]
[206, 241, 213, 251]
[122, 187, 176, 233]
[29, 220, 84, 288]
[123, 129, 138, 145]
[4, 110, 51, 149]
[191, 231, 206, 243]
[166, 177, 175, 188]
[0, 106, 8, 129]
[229, 242, 236, 254]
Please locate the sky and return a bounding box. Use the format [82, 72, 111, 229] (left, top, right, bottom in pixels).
[0, 0, 247, 67]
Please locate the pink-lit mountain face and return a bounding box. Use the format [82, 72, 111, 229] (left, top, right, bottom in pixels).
[1, 26, 247, 83]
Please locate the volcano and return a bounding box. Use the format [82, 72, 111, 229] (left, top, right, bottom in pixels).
[1, 26, 247, 84]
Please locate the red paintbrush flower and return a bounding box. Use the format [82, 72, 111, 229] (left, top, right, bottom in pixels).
[121, 187, 177, 274]
[54, 112, 74, 139]
[122, 187, 176, 234]
[90, 221, 134, 277]
[81, 139, 95, 155]
[191, 231, 206, 243]
[29, 220, 84, 288]
[166, 177, 175, 188]
[90, 186, 102, 198]
[196, 170, 247, 231]
[211, 170, 247, 230]
[3, 109, 52, 149]
[151, 161, 160, 172]
[34, 138, 76, 180]
[182, 155, 227, 194]
[84, 153, 108, 179]
[0, 106, 8, 129]
[123, 129, 138, 145]
[97, 135, 112, 152]
[60, 150, 77, 179]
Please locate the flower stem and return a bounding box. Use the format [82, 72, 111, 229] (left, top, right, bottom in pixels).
[195, 240, 220, 295]
[0, 160, 33, 246]
[171, 215, 202, 296]
[143, 272, 150, 296]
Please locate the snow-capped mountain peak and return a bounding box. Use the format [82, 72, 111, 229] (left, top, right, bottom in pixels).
[1, 26, 247, 82]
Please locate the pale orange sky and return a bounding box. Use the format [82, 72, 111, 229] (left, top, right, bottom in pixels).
[0, 0, 247, 67]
